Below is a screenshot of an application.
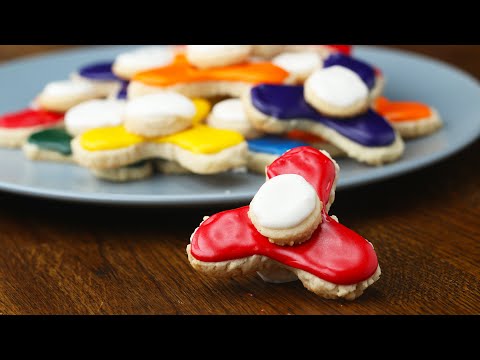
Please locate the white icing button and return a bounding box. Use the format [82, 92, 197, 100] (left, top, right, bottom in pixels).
[210, 99, 248, 124]
[273, 51, 322, 79]
[42, 80, 96, 97]
[307, 65, 369, 107]
[114, 46, 174, 74]
[250, 174, 317, 229]
[65, 99, 126, 136]
[186, 45, 251, 55]
[125, 92, 196, 120]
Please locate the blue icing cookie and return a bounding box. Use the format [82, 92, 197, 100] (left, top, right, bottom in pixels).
[251, 84, 395, 147]
[248, 136, 309, 156]
[78, 61, 119, 82]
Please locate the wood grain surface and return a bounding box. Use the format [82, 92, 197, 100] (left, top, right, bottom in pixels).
[0, 45, 478, 315]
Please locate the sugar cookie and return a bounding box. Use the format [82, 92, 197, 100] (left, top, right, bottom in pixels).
[113, 46, 175, 80]
[37, 80, 101, 113]
[186, 45, 252, 69]
[374, 97, 443, 138]
[251, 45, 286, 59]
[323, 53, 385, 101]
[243, 84, 404, 165]
[65, 99, 126, 136]
[187, 147, 381, 300]
[286, 130, 345, 158]
[304, 66, 370, 118]
[249, 174, 322, 246]
[124, 92, 196, 137]
[22, 128, 154, 182]
[128, 54, 290, 99]
[207, 98, 261, 139]
[272, 51, 323, 83]
[71, 61, 122, 97]
[72, 125, 247, 175]
[0, 108, 64, 148]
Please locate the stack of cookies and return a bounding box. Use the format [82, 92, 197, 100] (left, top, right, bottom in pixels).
[0, 45, 443, 181]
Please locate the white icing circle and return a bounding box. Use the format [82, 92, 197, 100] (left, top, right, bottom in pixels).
[65, 99, 126, 135]
[114, 46, 174, 74]
[42, 80, 96, 97]
[250, 174, 317, 229]
[273, 51, 322, 79]
[186, 45, 251, 55]
[307, 65, 368, 107]
[125, 92, 196, 120]
[210, 99, 248, 124]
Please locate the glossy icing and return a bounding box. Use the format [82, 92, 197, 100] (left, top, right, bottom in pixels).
[125, 92, 196, 119]
[327, 45, 352, 55]
[324, 53, 376, 89]
[267, 147, 336, 206]
[251, 84, 395, 147]
[247, 136, 308, 156]
[191, 147, 378, 285]
[0, 108, 63, 129]
[116, 81, 129, 100]
[156, 125, 244, 154]
[28, 129, 72, 155]
[80, 126, 145, 151]
[81, 125, 244, 154]
[306, 66, 369, 107]
[133, 55, 289, 87]
[287, 129, 325, 143]
[250, 174, 318, 229]
[191, 98, 211, 124]
[65, 99, 126, 136]
[375, 97, 432, 122]
[78, 61, 119, 82]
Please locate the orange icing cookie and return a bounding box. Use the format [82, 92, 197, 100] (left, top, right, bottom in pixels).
[133, 54, 289, 87]
[375, 97, 432, 123]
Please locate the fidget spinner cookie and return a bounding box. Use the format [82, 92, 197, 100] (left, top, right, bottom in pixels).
[243, 84, 404, 165]
[128, 52, 291, 99]
[71, 94, 246, 175]
[187, 146, 381, 300]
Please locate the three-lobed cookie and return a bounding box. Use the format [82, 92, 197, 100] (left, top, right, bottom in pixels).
[186, 147, 381, 300]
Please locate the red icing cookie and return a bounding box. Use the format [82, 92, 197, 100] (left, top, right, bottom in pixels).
[190, 147, 379, 286]
[0, 108, 64, 129]
[327, 45, 352, 56]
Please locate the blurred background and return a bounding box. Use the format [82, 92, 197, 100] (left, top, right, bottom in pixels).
[0, 45, 479, 79]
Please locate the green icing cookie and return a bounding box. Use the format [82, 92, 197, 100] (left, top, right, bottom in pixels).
[28, 129, 73, 155]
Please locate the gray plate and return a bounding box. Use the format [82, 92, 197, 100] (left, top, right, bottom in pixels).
[0, 45, 479, 206]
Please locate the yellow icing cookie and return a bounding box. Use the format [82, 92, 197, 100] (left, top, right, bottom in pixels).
[81, 126, 145, 151]
[81, 124, 244, 154]
[155, 125, 244, 154]
[191, 98, 211, 125]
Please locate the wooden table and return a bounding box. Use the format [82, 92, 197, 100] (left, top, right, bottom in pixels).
[0, 46, 478, 315]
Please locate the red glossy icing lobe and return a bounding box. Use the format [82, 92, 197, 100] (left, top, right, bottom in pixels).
[190, 146, 379, 285]
[0, 109, 63, 129]
[191, 207, 378, 285]
[267, 146, 336, 206]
